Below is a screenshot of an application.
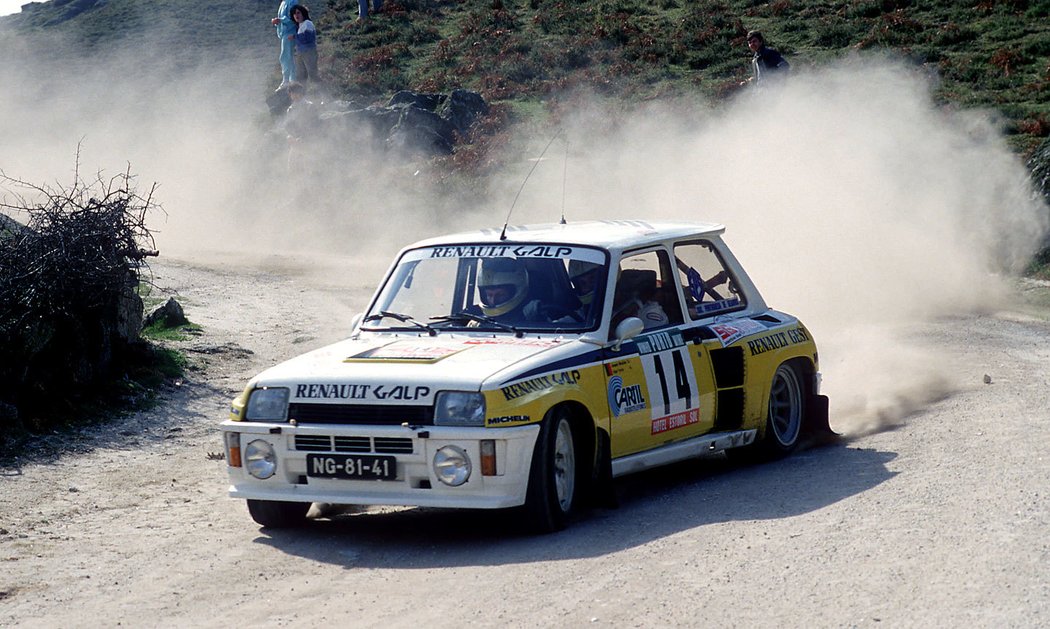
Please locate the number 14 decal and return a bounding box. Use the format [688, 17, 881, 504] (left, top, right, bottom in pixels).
[642, 348, 699, 418]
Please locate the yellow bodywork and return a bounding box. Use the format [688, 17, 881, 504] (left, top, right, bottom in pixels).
[482, 321, 818, 460]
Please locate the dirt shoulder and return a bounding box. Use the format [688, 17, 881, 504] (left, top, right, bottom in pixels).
[1, 257, 1048, 627]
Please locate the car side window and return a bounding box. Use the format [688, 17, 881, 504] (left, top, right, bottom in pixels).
[673, 241, 744, 319]
[612, 249, 683, 330]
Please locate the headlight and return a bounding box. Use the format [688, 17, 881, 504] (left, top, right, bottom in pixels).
[433, 391, 485, 426]
[433, 446, 471, 486]
[245, 387, 289, 421]
[244, 439, 277, 479]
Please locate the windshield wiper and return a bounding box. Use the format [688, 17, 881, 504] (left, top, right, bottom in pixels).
[363, 310, 437, 336]
[431, 311, 523, 337]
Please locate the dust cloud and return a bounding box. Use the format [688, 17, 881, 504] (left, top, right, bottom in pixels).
[517, 56, 1049, 436]
[0, 31, 1046, 437]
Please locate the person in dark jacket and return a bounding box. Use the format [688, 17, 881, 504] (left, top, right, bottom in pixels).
[743, 30, 789, 85]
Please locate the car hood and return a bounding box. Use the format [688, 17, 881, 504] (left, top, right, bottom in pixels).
[249, 333, 574, 405]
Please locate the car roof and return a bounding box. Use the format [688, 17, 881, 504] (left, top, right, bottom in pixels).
[407, 220, 727, 252]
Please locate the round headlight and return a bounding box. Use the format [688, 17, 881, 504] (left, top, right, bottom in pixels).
[433, 446, 471, 487]
[245, 439, 277, 479]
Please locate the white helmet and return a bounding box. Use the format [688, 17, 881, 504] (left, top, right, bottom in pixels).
[478, 258, 528, 317]
[568, 260, 601, 305]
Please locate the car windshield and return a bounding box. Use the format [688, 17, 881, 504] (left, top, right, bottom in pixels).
[363, 244, 608, 333]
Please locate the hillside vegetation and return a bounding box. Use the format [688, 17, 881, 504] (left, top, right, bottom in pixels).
[3, 0, 1047, 154]
[318, 0, 1049, 153]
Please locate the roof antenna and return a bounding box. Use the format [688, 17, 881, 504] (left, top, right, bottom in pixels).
[501, 130, 561, 240]
[560, 137, 569, 225]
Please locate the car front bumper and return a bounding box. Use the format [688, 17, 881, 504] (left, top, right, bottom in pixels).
[220, 420, 541, 509]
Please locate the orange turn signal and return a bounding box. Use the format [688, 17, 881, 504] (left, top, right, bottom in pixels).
[225, 432, 242, 467]
[480, 440, 496, 476]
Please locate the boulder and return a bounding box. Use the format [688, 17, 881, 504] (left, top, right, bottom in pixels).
[387, 91, 445, 111]
[387, 104, 455, 154]
[144, 297, 188, 329]
[439, 89, 490, 137]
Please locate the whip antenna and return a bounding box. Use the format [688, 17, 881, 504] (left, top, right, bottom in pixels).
[560, 138, 569, 225]
[501, 130, 561, 240]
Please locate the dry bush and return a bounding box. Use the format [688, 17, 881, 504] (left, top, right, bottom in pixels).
[0, 165, 159, 441]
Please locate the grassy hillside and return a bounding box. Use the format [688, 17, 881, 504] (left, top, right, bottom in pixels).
[3, 0, 1046, 153]
[315, 0, 1049, 154]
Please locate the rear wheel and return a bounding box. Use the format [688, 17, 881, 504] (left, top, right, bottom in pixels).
[524, 410, 579, 533]
[246, 499, 310, 528]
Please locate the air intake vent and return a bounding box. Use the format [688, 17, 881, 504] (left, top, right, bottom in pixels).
[288, 403, 434, 425]
[293, 435, 414, 454]
[294, 435, 332, 451]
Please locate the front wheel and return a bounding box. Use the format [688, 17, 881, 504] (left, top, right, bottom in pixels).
[523, 411, 579, 533]
[246, 499, 310, 528]
[766, 362, 804, 452]
[727, 362, 805, 463]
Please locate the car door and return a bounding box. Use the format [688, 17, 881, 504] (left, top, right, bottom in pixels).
[604, 247, 716, 458]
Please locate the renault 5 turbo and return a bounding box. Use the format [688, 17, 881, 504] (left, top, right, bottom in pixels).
[220, 220, 831, 532]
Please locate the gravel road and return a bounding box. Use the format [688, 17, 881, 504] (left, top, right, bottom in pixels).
[1, 256, 1048, 628]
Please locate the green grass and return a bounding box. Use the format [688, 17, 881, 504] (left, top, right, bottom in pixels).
[310, 0, 1049, 153]
[140, 321, 203, 342]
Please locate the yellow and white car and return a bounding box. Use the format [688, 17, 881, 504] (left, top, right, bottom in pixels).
[221, 220, 831, 532]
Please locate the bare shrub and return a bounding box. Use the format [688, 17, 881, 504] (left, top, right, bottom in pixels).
[0, 164, 159, 440]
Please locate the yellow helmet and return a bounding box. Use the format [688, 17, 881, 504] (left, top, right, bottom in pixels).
[478, 258, 529, 317]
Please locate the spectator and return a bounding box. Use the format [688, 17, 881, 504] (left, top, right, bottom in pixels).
[291, 5, 319, 84]
[358, 0, 383, 21]
[271, 0, 300, 89]
[283, 82, 317, 168]
[742, 30, 789, 85]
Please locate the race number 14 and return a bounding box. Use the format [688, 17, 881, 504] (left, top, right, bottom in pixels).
[643, 348, 698, 417]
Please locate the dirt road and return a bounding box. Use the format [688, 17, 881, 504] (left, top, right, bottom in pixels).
[2, 256, 1048, 628]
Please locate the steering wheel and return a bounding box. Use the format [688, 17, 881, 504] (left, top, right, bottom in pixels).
[539, 304, 583, 322]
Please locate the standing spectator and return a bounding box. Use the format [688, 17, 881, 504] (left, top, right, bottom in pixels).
[358, 0, 383, 21]
[271, 0, 300, 89]
[291, 5, 318, 84]
[742, 30, 789, 85]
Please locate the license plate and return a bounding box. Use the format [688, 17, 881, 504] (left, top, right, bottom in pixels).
[306, 454, 397, 480]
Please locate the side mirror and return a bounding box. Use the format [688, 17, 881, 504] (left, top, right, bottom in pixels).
[349, 312, 364, 335]
[610, 317, 644, 351]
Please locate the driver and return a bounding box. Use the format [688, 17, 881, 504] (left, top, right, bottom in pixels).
[477, 258, 543, 321]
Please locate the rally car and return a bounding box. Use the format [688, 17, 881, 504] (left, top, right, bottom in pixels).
[221, 220, 831, 532]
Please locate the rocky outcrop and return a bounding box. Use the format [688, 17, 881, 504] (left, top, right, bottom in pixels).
[270, 88, 490, 157]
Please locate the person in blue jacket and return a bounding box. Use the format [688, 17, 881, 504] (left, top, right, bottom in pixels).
[291, 5, 318, 84]
[271, 0, 300, 89]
